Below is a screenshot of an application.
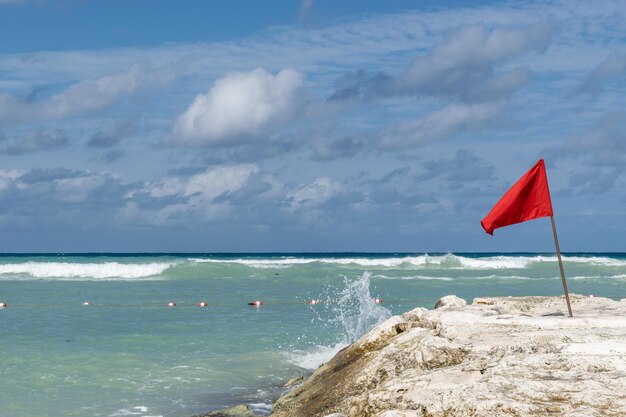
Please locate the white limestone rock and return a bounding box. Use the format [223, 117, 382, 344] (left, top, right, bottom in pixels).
[352, 316, 406, 352]
[377, 411, 418, 417]
[434, 295, 467, 309]
[271, 295, 626, 417]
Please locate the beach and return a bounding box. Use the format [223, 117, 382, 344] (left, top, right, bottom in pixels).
[1, 253, 626, 416]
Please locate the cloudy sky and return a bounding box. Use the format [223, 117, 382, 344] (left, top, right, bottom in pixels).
[0, 0, 625, 252]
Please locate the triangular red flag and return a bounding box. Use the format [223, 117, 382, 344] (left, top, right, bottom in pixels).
[481, 159, 553, 235]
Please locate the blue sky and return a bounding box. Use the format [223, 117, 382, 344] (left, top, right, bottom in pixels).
[0, 0, 625, 252]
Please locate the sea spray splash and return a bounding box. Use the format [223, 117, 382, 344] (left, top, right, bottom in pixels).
[334, 271, 391, 343]
[288, 272, 391, 370]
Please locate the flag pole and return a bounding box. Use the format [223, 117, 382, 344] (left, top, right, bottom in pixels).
[550, 215, 573, 317]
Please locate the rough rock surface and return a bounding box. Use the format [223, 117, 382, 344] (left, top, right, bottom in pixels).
[271, 295, 626, 417]
[434, 295, 467, 309]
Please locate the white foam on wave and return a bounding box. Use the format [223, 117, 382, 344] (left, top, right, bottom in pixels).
[190, 254, 626, 270]
[189, 257, 312, 269]
[189, 255, 444, 268]
[374, 271, 624, 282]
[372, 274, 454, 281]
[454, 255, 530, 269]
[457, 255, 626, 269]
[570, 274, 626, 281]
[465, 274, 544, 280]
[288, 342, 349, 370]
[110, 406, 161, 417]
[561, 256, 626, 267]
[373, 274, 545, 281]
[0, 262, 173, 280]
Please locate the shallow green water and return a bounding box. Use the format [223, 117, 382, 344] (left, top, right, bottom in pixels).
[1, 253, 625, 416]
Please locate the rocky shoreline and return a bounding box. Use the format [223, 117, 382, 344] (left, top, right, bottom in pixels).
[199, 294, 626, 417]
[270, 294, 626, 417]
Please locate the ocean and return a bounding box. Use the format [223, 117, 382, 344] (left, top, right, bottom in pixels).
[1, 253, 626, 417]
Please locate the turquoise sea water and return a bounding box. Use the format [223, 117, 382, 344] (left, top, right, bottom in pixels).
[1, 252, 626, 417]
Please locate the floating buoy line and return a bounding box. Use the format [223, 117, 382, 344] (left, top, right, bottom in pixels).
[0, 298, 442, 310]
[0, 294, 606, 311]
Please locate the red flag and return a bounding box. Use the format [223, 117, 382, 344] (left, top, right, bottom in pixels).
[481, 159, 553, 235]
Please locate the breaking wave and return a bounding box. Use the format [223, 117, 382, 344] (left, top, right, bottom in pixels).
[190, 254, 626, 270]
[371, 274, 546, 281]
[371, 274, 455, 281]
[0, 262, 174, 280]
[570, 274, 626, 281]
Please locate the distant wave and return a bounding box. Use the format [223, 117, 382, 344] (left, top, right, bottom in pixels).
[371, 274, 454, 281]
[190, 257, 320, 269]
[371, 274, 546, 281]
[0, 262, 173, 280]
[189, 255, 474, 269]
[570, 274, 626, 281]
[189, 254, 626, 270]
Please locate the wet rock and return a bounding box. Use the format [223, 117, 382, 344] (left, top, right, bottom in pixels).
[283, 375, 305, 387]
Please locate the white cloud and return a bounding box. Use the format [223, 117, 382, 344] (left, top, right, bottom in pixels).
[125, 164, 262, 225]
[288, 177, 342, 211]
[379, 102, 502, 150]
[0, 169, 23, 191]
[1, 129, 68, 154]
[577, 53, 626, 95]
[0, 1, 622, 85]
[53, 173, 117, 204]
[0, 62, 175, 125]
[547, 111, 626, 167]
[397, 22, 555, 102]
[149, 164, 259, 202]
[184, 164, 259, 200]
[171, 68, 305, 146]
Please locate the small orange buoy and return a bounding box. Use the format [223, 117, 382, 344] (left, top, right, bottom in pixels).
[167, 302, 176, 307]
[248, 300, 263, 307]
[197, 301, 208, 307]
[308, 299, 320, 305]
[0, 302, 6, 309]
[82, 301, 92, 306]
[373, 298, 383, 304]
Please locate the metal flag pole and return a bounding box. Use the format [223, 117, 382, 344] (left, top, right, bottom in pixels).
[550, 215, 573, 317]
